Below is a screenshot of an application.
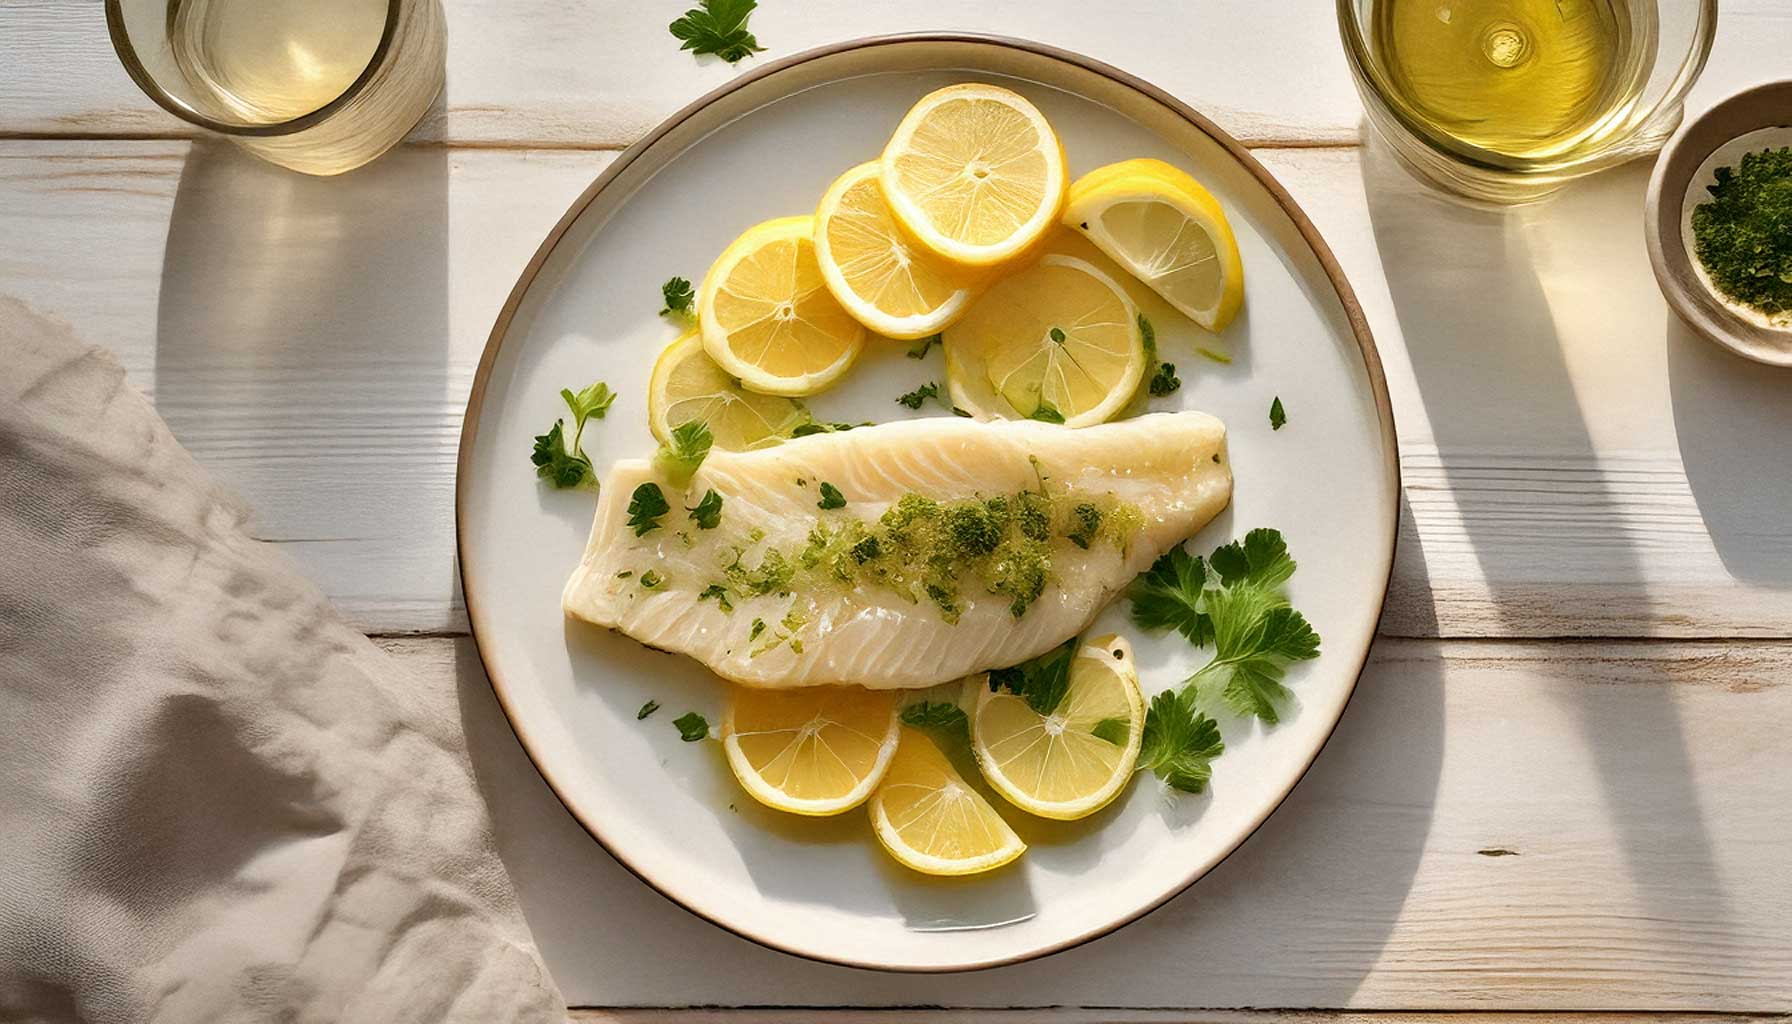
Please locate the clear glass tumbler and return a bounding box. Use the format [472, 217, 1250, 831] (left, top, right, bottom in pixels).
[1339, 0, 1716, 203]
[105, 0, 446, 176]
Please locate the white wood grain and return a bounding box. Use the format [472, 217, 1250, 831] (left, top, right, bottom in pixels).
[5, 140, 1786, 638]
[394, 634, 1792, 1010]
[567, 1014, 1792, 1024]
[4, 0, 1787, 148]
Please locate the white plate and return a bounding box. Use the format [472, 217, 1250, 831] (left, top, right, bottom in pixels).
[457, 34, 1399, 972]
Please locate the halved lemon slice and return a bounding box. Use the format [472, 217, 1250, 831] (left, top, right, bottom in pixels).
[942, 254, 1144, 427]
[970, 635, 1146, 820]
[813, 161, 980, 340]
[697, 215, 867, 397]
[1063, 158, 1245, 332]
[723, 684, 901, 816]
[880, 83, 1068, 268]
[869, 727, 1026, 875]
[647, 331, 808, 450]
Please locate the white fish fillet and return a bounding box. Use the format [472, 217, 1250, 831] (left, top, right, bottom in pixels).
[564, 412, 1231, 688]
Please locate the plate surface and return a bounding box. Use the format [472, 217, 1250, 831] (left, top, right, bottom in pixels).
[457, 35, 1398, 972]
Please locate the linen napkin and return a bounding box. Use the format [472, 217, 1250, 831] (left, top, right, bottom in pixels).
[0, 297, 563, 1024]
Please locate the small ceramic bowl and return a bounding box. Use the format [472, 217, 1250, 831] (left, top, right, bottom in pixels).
[1645, 80, 1792, 368]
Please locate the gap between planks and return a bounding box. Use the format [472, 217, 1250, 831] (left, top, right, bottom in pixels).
[566, 1009, 1792, 1023]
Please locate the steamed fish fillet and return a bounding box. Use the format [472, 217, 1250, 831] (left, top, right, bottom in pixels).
[563, 412, 1231, 689]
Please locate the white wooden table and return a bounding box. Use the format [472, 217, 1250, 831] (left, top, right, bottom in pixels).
[6, 3, 1792, 1019]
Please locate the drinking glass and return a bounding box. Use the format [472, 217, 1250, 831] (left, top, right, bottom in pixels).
[1339, 0, 1716, 203]
[105, 0, 446, 176]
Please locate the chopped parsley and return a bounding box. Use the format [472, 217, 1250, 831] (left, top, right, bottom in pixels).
[748, 617, 766, 641]
[667, 0, 765, 64]
[673, 711, 711, 741]
[639, 569, 665, 590]
[697, 583, 733, 612]
[626, 483, 670, 536]
[1138, 690, 1225, 792]
[1030, 398, 1066, 424]
[636, 699, 660, 720]
[1048, 327, 1067, 343]
[688, 488, 723, 529]
[988, 639, 1075, 716]
[1270, 396, 1287, 430]
[816, 482, 846, 509]
[659, 276, 695, 321]
[907, 334, 940, 359]
[896, 381, 941, 410]
[529, 379, 615, 490]
[1149, 361, 1182, 397]
[791, 420, 867, 437]
[654, 420, 713, 487]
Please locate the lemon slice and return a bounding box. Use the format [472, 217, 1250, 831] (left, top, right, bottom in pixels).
[970, 635, 1146, 820]
[869, 727, 1026, 875]
[880, 83, 1068, 268]
[647, 331, 808, 450]
[722, 684, 901, 816]
[813, 161, 980, 340]
[1063, 158, 1245, 332]
[697, 215, 867, 397]
[942, 254, 1144, 427]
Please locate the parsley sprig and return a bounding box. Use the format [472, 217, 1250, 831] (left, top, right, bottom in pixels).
[1138, 690, 1225, 792]
[660, 276, 695, 322]
[987, 640, 1075, 716]
[668, 0, 765, 64]
[896, 381, 942, 410]
[530, 380, 615, 489]
[654, 420, 713, 488]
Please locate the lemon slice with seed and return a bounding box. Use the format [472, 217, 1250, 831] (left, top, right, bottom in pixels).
[647, 331, 808, 450]
[880, 83, 1068, 268]
[869, 727, 1026, 876]
[942, 254, 1144, 427]
[813, 161, 980, 340]
[971, 634, 1146, 820]
[697, 215, 867, 397]
[1063, 158, 1245, 332]
[723, 684, 901, 816]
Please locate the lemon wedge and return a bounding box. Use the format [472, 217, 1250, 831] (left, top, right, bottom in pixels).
[970, 635, 1146, 820]
[880, 83, 1068, 268]
[869, 727, 1026, 876]
[647, 331, 808, 450]
[697, 215, 867, 397]
[723, 684, 901, 816]
[1063, 158, 1244, 332]
[813, 161, 980, 340]
[942, 254, 1144, 427]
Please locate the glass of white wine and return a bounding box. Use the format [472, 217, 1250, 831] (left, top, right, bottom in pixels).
[105, 0, 445, 176]
[1339, 0, 1716, 203]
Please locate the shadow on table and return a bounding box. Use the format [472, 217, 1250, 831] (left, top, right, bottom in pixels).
[1362, 133, 1739, 999]
[151, 130, 453, 630]
[1666, 314, 1792, 584]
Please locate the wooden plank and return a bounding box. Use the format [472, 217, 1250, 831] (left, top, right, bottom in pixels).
[567, 1013, 1792, 1023]
[6, 140, 1790, 638]
[403, 634, 1792, 1009]
[6, 0, 1787, 148]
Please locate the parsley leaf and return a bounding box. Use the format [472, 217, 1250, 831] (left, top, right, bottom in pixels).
[639, 569, 665, 590]
[816, 482, 846, 509]
[1149, 361, 1182, 397]
[1186, 587, 1319, 725]
[660, 276, 695, 321]
[667, 0, 765, 64]
[1270, 395, 1287, 430]
[626, 483, 670, 536]
[561, 380, 617, 424]
[1208, 527, 1295, 590]
[900, 700, 969, 742]
[688, 488, 723, 529]
[637, 699, 660, 720]
[1030, 398, 1066, 424]
[673, 711, 711, 742]
[1129, 544, 1213, 644]
[988, 640, 1075, 716]
[654, 420, 713, 487]
[896, 381, 941, 410]
[1091, 716, 1131, 746]
[1138, 690, 1225, 792]
[907, 334, 940, 359]
[530, 419, 595, 489]
[697, 582, 733, 612]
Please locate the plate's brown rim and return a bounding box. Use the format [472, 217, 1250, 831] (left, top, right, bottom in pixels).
[454, 31, 1403, 974]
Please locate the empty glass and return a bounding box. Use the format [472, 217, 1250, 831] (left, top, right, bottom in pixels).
[105, 0, 446, 176]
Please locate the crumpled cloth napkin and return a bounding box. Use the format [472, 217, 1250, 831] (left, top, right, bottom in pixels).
[0, 298, 563, 1024]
